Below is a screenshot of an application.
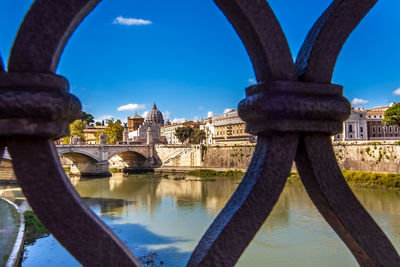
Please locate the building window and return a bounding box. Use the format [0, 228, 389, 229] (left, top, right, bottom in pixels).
[337, 135, 340, 138]
[384, 126, 387, 132]
[373, 134, 375, 137]
[348, 124, 353, 132]
[369, 116, 371, 118]
[380, 116, 382, 118]
[372, 126, 375, 133]
[361, 134, 363, 138]
[396, 127, 398, 132]
[390, 126, 392, 132]
[374, 116, 376, 118]
[360, 114, 362, 117]
[360, 127, 363, 133]
[378, 127, 381, 132]
[350, 135, 353, 138]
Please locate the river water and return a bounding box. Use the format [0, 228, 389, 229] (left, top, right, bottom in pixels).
[1, 174, 400, 266]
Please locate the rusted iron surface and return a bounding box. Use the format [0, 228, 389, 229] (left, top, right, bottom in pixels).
[1, 0, 399, 266]
[190, 0, 399, 266]
[3, 0, 139, 266]
[7, 137, 139, 266]
[187, 134, 299, 266]
[8, 0, 101, 73]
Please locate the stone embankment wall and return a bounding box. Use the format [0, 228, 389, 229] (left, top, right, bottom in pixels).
[201, 145, 255, 169]
[154, 145, 202, 167]
[333, 142, 400, 173]
[156, 142, 400, 173]
[154, 144, 255, 169]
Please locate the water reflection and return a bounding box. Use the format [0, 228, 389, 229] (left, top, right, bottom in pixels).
[1, 175, 399, 267]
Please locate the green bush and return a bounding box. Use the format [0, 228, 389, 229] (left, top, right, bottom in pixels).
[187, 169, 244, 178]
[109, 168, 122, 173]
[24, 210, 49, 245]
[342, 170, 400, 189]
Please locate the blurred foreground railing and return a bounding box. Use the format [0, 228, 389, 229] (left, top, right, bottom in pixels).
[0, 0, 399, 266]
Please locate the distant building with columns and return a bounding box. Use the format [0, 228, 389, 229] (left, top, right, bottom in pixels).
[208, 109, 255, 145]
[334, 103, 400, 141]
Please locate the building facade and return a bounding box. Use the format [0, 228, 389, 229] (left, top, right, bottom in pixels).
[333, 108, 367, 141]
[211, 109, 255, 144]
[83, 126, 106, 144]
[366, 105, 400, 140]
[127, 113, 144, 132]
[334, 103, 400, 141]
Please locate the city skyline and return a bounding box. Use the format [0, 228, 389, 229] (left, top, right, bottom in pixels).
[2, 0, 400, 123]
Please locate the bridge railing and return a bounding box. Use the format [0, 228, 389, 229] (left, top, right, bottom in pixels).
[1, 0, 399, 266]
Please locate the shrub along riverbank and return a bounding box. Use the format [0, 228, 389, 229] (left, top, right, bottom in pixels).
[187, 169, 244, 178]
[187, 169, 400, 189]
[288, 170, 400, 190]
[23, 211, 49, 245]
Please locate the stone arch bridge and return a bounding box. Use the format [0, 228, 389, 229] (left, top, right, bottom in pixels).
[56, 145, 155, 176]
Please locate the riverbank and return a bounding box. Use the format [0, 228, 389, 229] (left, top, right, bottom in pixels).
[0, 197, 24, 267]
[156, 168, 400, 190]
[288, 171, 400, 190]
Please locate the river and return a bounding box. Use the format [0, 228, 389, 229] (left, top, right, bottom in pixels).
[1, 173, 400, 266]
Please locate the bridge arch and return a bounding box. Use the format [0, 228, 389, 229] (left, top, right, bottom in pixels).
[108, 150, 149, 171]
[59, 151, 109, 177]
[60, 151, 100, 163]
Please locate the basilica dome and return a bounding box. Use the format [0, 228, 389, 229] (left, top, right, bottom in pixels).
[146, 103, 164, 125]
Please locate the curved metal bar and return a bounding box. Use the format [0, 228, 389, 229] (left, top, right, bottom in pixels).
[188, 134, 298, 266]
[8, 0, 101, 73]
[295, 134, 400, 265]
[296, 0, 377, 82]
[7, 137, 140, 266]
[214, 0, 296, 82]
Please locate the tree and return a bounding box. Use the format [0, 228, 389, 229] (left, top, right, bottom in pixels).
[80, 111, 95, 125]
[174, 126, 194, 144]
[104, 119, 124, 144]
[95, 121, 102, 126]
[383, 103, 400, 126]
[190, 129, 206, 144]
[70, 119, 86, 141]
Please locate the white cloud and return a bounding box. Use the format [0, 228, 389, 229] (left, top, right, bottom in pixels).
[393, 88, 400, 95]
[162, 111, 171, 120]
[95, 115, 113, 122]
[193, 116, 199, 122]
[117, 103, 145, 111]
[224, 108, 233, 113]
[351, 98, 369, 105]
[248, 78, 256, 84]
[207, 111, 213, 118]
[141, 111, 149, 118]
[172, 118, 186, 123]
[113, 16, 152, 26]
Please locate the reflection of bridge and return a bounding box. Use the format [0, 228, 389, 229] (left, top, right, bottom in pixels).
[56, 145, 156, 176]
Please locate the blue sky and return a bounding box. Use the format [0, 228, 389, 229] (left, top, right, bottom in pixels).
[2, 0, 400, 123]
